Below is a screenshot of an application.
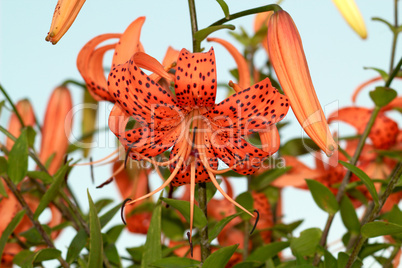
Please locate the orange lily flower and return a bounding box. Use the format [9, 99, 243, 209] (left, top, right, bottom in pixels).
[6, 99, 35, 151]
[39, 86, 73, 175]
[352, 76, 402, 104]
[331, 0, 367, 39]
[79, 17, 289, 245]
[46, 0, 86, 44]
[267, 10, 337, 156]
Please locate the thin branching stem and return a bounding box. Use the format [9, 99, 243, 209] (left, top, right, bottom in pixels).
[0, 84, 25, 127]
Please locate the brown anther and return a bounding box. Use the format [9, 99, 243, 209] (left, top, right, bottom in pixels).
[186, 231, 193, 257]
[250, 209, 260, 235]
[121, 198, 132, 225]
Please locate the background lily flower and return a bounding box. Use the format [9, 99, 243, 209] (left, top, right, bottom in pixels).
[39, 86, 73, 175]
[267, 10, 337, 157]
[6, 99, 35, 151]
[46, 0, 86, 44]
[332, 0, 367, 39]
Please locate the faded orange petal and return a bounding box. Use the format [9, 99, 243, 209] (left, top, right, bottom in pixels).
[39, 87, 73, 175]
[271, 156, 321, 188]
[6, 99, 35, 151]
[267, 11, 337, 156]
[46, 0, 86, 44]
[207, 37, 250, 89]
[328, 107, 399, 149]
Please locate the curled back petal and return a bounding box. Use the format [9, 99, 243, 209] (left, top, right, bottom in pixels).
[40, 86, 73, 175]
[207, 37, 250, 89]
[329, 107, 399, 149]
[108, 53, 185, 130]
[112, 17, 145, 67]
[174, 48, 217, 108]
[259, 125, 280, 154]
[204, 78, 289, 137]
[77, 34, 120, 101]
[162, 46, 180, 67]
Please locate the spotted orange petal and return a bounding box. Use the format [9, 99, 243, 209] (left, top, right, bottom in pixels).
[174, 48, 217, 108]
[329, 107, 399, 149]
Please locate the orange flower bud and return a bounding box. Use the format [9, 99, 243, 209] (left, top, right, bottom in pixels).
[45, 0, 86, 44]
[39, 86, 73, 175]
[267, 11, 337, 156]
[6, 99, 35, 151]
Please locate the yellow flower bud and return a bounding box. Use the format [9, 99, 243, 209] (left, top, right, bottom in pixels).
[332, 0, 367, 39]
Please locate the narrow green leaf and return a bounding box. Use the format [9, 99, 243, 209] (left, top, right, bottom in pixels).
[369, 86, 397, 107]
[340, 161, 379, 206]
[195, 25, 235, 43]
[141, 200, 162, 268]
[290, 228, 322, 257]
[216, 0, 230, 19]
[306, 180, 339, 215]
[26, 126, 36, 148]
[150, 257, 201, 268]
[66, 229, 88, 264]
[209, 212, 243, 243]
[0, 210, 25, 259]
[337, 252, 362, 268]
[20, 225, 51, 245]
[250, 167, 292, 191]
[161, 198, 207, 229]
[94, 198, 114, 213]
[359, 243, 392, 259]
[8, 129, 28, 183]
[203, 244, 238, 267]
[106, 225, 125, 244]
[100, 202, 122, 228]
[235, 191, 254, 220]
[0, 100, 5, 116]
[87, 190, 103, 268]
[372, 17, 395, 33]
[104, 242, 122, 268]
[363, 67, 389, 81]
[340, 196, 360, 233]
[26, 171, 53, 184]
[126, 246, 144, 263]
[247, 241, 289, 262]
[0, 156, 8, 176]
[32, 248, 61, 263]
[13, 249, 35, 267]
[33, 163, 69, 219]
[361, 221, 402, 238]
[233, 261, 262, 268]
[324, 250, 337, 268]
[161, 206, 186, 240]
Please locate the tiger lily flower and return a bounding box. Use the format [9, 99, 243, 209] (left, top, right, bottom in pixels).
[39, 86, 73, 175]
[332, 0, 367, 39]
[107, 47, 289, 243]
[46, 0, 86, 44]
[6, 99, 35, 151]
[267, 10, 337, 156]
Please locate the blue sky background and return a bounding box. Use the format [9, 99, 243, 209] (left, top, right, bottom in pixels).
[1, 0, 401, 267]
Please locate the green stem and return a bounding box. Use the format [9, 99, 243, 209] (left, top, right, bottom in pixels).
[188, 0, 200, 53]
[383, 243, 402, 268]
[345, 162, 402, 267]
[198, 182, 211, 262]
[385, 56, 402, 87]
[61, 79, 86, 89]
[0, 83, 25, 127]
[3, 176, 70, 268]
[389, 0, 399, 73]
[209, 4, 282, 27]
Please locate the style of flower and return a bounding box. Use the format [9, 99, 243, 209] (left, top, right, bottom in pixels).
[78, 17, 290, 244]
[331, 0, 367, 39]
[46, 0, 86, 44]
[267, 10, 337, 156]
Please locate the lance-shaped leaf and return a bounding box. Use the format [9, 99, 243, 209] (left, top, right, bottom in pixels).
[290, 228, 322, 257]
[66, 229, 88, 264]
[87, 190, 103, 268]
[141, 199, 162, 268]
[247, 241, 289, 262]
[216, 0, 229, 19]
[0, 210, 25, 259]
[340, 196, 360, 234]
[203, 244, 238, 267]
[340, 161, 379, 206]
[33, 163, 69, 219]
[235, 191, 254, 220]
[8, 128, 28, 184]
[361, 221, 402, 238]
[306, 179, 339, 215]
[100, 202, 122, 228]
[32, 248, 61, 264]
[161, 198, 207, 229]
[209, 212, 243, 243]
[195, 25, 235, 44]
[151, 257, 201, 268]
